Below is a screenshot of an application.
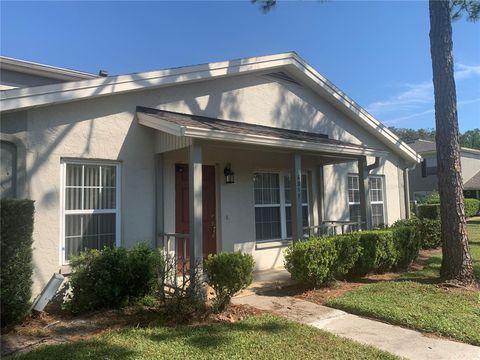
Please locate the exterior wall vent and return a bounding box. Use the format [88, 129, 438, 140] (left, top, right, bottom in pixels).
[265, 71, 303, 87]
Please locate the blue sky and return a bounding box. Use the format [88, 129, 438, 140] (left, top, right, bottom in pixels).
[1, 1, 479, 132]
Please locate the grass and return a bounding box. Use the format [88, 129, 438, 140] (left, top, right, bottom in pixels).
[9, 315, 399, 360]
[326, 217, 480, 346]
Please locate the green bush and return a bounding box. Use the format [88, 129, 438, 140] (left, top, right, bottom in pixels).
[331, 234, 362, 279]
[417, 204, 440, 220]
[392, 226, 421, 269]
[68, 243, 162, 314]
[392, 217, 441, 249]
[349, 231, 399, 277]
[205, 252, 254, 312]
[421, 191, 440, 204]
[418, 219, 442, 249]
[464, 198, 480, 218]
[284, 238, 338, 287]
[1, 199, 35, 328]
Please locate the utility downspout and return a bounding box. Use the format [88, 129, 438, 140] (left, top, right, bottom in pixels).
[403, 163, 418, 219]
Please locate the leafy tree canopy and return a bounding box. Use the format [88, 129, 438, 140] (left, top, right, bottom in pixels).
[389, 127, 480, 150]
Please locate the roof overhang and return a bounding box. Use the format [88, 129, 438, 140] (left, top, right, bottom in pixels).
[0, 56, 97, 82]
[1, 52, 420, 164]
[137, 111, 388, 158]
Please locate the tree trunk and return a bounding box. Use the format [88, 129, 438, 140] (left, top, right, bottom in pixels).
[428, 0, 475, 286]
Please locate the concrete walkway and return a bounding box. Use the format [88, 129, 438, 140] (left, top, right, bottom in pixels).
[233, 292, 480, 360]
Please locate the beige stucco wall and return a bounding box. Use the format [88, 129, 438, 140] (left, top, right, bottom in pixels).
[461, 152, 480, 183]
[1, 70, 409, 295]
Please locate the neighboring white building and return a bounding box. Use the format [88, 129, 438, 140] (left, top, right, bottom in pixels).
[406, 139, 480, 201]
[0, 53, 421, 296]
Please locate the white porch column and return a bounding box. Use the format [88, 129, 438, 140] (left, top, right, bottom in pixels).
[189, 142, 203, 278]
[291, 153, 303, 240]
[154, 153, 164, 248]
[358, 156, 372, 230]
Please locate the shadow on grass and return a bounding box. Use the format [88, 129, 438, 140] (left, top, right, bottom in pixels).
[9, 340, 135, 360]
[148, 318, 285, 350]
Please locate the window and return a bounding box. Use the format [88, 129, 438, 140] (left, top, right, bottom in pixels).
[62, 162, 120, 262]
[254, 172, 309, 241]
[347, 175, 385, 227]
[369, 176, 385, 227]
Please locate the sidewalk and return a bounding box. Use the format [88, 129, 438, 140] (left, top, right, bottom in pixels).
[232, 293, 480, 360]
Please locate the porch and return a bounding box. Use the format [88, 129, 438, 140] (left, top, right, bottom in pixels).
[137, 106, 388, 275]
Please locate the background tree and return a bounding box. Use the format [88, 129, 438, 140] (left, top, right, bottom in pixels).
[253, 0, 479, 286]
[460, 128, 480, 149]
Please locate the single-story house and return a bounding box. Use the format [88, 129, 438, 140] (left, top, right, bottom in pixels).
[0, 53, 421, 296]
[406, 139, 480, 201]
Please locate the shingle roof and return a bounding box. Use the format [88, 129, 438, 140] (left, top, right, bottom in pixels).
[136, 106, 379, 150]
[404, 139, 437, 154]
[405, 138, 480, 155]
[464, 171, 480, 190]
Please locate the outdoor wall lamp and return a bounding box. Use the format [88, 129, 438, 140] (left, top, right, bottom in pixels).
[224, 163, 235, 184]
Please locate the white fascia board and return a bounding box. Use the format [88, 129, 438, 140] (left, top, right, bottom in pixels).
[286, 55, 422, 165]
[0, 53, 293, 112]
[0, 56, 97, 81]
[137, 113, 185, 136]
[183, 127, 388, 157]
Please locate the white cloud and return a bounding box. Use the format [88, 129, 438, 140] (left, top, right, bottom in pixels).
[384, 97, 480, 125]
[366, 81, 432, 115]
[366, 62, 480, 119]
[455, 63, 480, 81]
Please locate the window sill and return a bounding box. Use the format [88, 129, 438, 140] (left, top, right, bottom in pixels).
[255, 239, 291, 250]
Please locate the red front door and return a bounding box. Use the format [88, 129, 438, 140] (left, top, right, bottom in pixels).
[175, 164, 217, 266]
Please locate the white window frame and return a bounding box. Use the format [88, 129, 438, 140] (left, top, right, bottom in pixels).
[59, 159, 121, 265]
[347, 174, 385, 227]
[254, 170, 310, 242]
[369, 175, 385, 227]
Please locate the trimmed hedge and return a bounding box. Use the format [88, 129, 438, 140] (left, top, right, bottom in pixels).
[392, 218, 441, 249]
[1, 199, 35, 328]
[284, 238, 338, 287]
[68, 243, 163, 314]
[392, 226, 421, 269]
[284, 226, 424, 286]
[205, 252, 255, 312]
[349, 231, 399, 276]
[417, 204, 440, 220]
[332, 234, 362, 279]
[464, 198, 480, 218]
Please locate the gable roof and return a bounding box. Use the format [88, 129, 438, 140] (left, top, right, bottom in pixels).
[0, 52, 421, 164]
[137, 106, 387, 158]
[406, 139, 480, 156]
[464, 171, 480, 190]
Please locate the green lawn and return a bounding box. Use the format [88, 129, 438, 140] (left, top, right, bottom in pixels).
[326, 217, 480, 346]
[10, 315, 399, 360]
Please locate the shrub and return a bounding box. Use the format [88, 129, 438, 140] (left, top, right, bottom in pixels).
[418, 219, 442, 249]
[422, 191, 440, 204]
[68, 243, 162, 314]
[205, 252, 254, 312]
[331, 234, 362, 279]
[284, 238, 337, 287]
[0, 199, 35, 328]
[349, 231, 399, 277]
[464, 198, 480, 218]
[392, 226, 421, 269]
[392, 217, 441, 249]
[417, 204, 440, 220]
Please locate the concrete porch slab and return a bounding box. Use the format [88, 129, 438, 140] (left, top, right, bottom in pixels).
[237, 268, 296, 297]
